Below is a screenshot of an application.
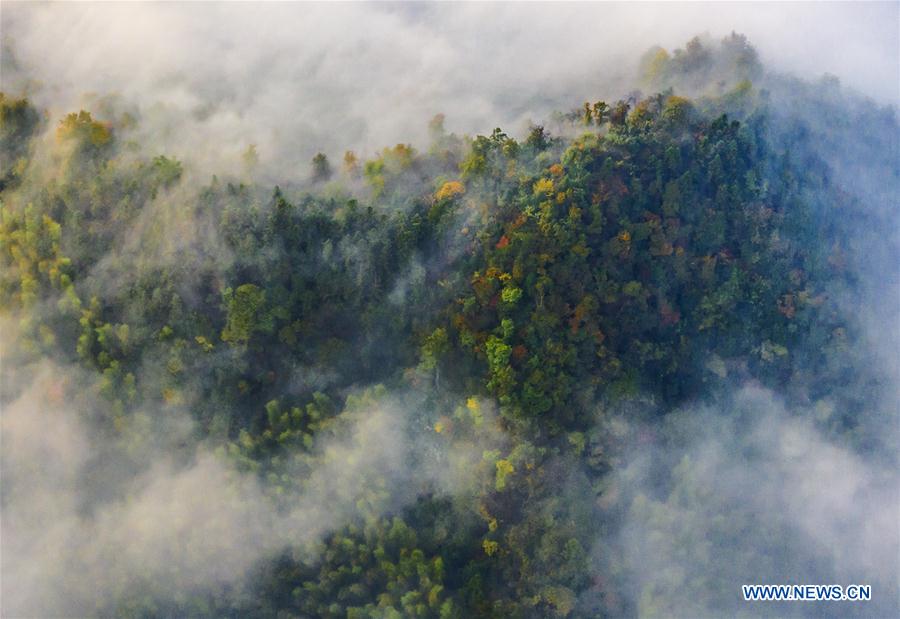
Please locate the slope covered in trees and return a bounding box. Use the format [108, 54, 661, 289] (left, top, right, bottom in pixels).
[1, 35, 897, 618]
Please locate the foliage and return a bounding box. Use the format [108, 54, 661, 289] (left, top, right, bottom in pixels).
[1, 32, 895, 618]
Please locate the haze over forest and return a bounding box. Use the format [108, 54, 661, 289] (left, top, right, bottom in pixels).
[1, 3, 898, 618]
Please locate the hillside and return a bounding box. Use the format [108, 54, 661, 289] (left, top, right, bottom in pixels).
[1, 34, 898, 618]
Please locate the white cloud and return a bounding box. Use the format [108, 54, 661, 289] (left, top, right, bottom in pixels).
[3, 2, 896, 178]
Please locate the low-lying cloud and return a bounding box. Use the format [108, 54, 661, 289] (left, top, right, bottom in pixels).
[610, 385, 899, 618]
[0, 362, 499, 617]
[2, 3, 896, 179]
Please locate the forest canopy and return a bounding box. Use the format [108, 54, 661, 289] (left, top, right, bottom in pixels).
[1, 32, 898, 619]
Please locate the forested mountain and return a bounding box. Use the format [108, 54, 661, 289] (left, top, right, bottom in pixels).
[1, 35, 897, 618]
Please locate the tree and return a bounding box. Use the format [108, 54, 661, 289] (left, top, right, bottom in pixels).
[242, 144, 259, 174]
[343, 150, 360, 177]
[312, 152, 332, 182]
[591, 101, 609, 126]
[221, 284, 269, 344]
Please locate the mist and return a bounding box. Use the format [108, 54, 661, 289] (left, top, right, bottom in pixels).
[603, 386, 899, 618]
[2, 3, 898, 618]
[2, 2, 896, 179]
[1, 360, 506, 617]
